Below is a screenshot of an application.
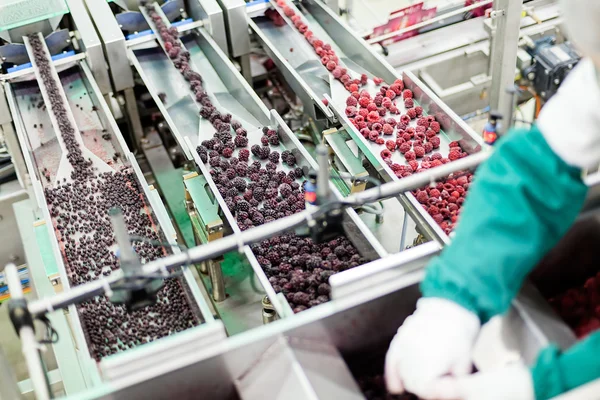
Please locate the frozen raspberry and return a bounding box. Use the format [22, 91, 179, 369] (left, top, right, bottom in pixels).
[376, 137, 385, 145]
[416, 190, 429, 204]
[385, 89, 396, 99]
[404, 99, 414, 108]
[372, 123, 382, 132]
[408, 160, 419, 172]
[407, 108, 417, 119]
[398, 142, 411, 154]
[414, 146, 425, 158]
[417, 117, 429, 127]
[448, 150, 462, 161]
[347, 83, 358, 93]
[345, 106, 357, 117]
[431, 152, 443, 161]
[382, 98, 393, 109]
[430, 136, 441, 149]
[449, 141, 461, 148]
[423, 142, 433, 153]
[221, 147, 233, 158]
[385, 140, 396, 151]
[326, 61, 337, 71]
[374, 95, 383, 107]
[238, 149, 250, 161]
[380, 149, 392, 159]
[340, 74, 351, 84]
[345, 95, 359, 107]
[425, 129, 437, 139]
[360, 128, 370, 138]
[260, 136, 269, 146]
[430, 121, 441, 133]
[404, 151, 416, 161]
[368, 131, 379, 142]
[358, 97, 370, 108]
[332, 67, 343, 79]
[390, 163, 403, 172]
[367, 111, 380, 123]
[403, 89, 413, 100]
[402, 132, 412, 141]
[390, 83, 402, 95]
[378, 107, 387, 117]
[373, 77, 384, 85]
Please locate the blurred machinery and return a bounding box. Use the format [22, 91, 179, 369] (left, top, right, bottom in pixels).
[0, 1, 598, 399]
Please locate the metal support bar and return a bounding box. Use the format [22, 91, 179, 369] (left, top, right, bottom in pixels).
[489, 0, 524, 134]
[207, 259, 226, 302]
[5, 264, 51, 400]
[23, 151, 490, 317]
[123, 87, 145, 152]
[400, 212, 408, 251]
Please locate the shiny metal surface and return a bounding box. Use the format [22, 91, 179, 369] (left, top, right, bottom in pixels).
[66, 0, 112, 96]
[216, 0, 250, 58]
[187, 0, 229, 54]
[129, 26, 269, 159]
[85, 0, 134, 91]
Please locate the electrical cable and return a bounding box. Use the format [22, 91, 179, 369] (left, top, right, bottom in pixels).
[37, 315, 59, 344]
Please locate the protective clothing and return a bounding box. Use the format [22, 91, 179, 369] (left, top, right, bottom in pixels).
[560, 0, 600, 63]
[386, 58, 600, 400]
[384, 298, 480, 396]
[432, 362, 535, 400]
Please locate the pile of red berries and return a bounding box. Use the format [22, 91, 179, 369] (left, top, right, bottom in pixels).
[270, 1, 474, 234]
[548, 273, 600, 338]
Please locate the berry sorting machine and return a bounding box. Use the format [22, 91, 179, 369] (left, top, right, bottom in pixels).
[127, 1, 388, 324]
[248, 0, 486, 246]
[0, 12, 225, 393]
[28, 238, 577, 399]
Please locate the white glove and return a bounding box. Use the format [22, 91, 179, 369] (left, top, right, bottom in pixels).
[429, 362, 535, 400]
[384, 298, 481, 399]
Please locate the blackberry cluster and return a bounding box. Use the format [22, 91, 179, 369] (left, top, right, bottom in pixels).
[32, 27, 198, 361]
[255, 234, 367, 312]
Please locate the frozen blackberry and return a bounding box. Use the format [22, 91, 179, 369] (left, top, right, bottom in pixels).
[236, 128, 247, 137]
[225, 168, 236, 179]
[279, 183, 293, 198]
[236, 200, 250, 212]
[259, 146, 271, 160]
[251, 211, 265, 225]
[231, 120, 242, 130]
[262, 127, 270, 135]
[261, 136, 269, 146]
[232, 177, 247, 192]
[269, 151, 280, 163]
[209, 157, 220, 168]
[266, 161, 277, 171]
[284, 153, 297, 166]
[294, 167, 303, 178]
[253, 186, 265, 201]
[199, 152, 208, 163]
[251, 144, 261, 157]
[202, 139, 216, 150]
[234, 135, 248, 148]
[235, 163, 248, 177]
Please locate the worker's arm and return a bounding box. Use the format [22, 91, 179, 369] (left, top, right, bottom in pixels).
[421, 124, 587, 322]
[385, 58, 600, 399]
[532, 331, 600, 399]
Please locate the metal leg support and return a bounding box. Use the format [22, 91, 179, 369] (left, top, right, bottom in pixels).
[207, 259, 226, 302]
[123, 87, 145, 151]
[399, 212, 408, 251]
[5, 263, 51, 400]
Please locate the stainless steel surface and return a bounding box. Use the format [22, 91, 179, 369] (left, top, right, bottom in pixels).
[129, 26, 270, 159]
[489, 0, 523, 133]
[5, 263, 52, 400]
[248, 18, 333, 121]
[85, 0, 134, 91]
[208, 259, 227, 302]
[215, 0, 249, 58]
[66, 0, 112, 96]
[187, 0, 229, 54]
[114, 0, 184, 32]
[0, 347, 21, 400]
[0, 181, 28, 266]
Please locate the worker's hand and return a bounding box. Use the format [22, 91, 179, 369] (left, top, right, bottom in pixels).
[431, 362, 535, 400]
[384, 298, 481, 399]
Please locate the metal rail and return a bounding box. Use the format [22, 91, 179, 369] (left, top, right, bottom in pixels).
[21, 150, 490, 318]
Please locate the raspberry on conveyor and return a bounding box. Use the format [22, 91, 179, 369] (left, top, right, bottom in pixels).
[29, 30, 198, 361]
[271, 1, 476, 235]
[548, 272, 600, 338]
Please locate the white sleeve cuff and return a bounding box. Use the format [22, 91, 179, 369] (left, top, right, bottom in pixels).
[537, 58, 600, 170]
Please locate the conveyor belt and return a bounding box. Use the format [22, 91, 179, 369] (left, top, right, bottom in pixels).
[7, 33, 210, 362]
[137, 3, 386, 317]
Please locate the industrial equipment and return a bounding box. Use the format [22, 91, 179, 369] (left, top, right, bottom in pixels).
[0, 1, 599, 399]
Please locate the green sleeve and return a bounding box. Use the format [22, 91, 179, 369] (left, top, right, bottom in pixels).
[531, 331, 600, 399]
[421, 126, 588, 323]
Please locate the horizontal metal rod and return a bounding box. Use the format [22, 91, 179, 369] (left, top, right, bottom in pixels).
[366, 0, 494, 45]
[348, 151, 490, 203]
[26, 151, 491, 317]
